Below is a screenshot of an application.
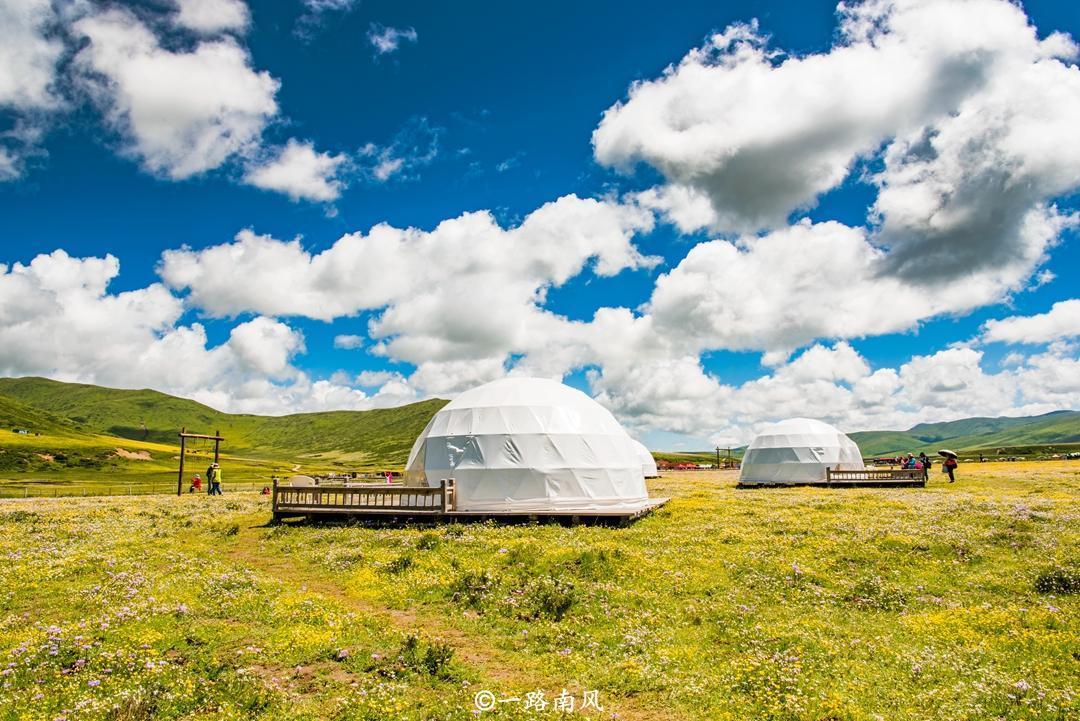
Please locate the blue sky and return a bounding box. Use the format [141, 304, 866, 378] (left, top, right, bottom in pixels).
[2, 0, 1079, 448]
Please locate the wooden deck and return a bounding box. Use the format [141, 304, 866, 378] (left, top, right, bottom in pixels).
[738, 468, 927, 488]
[271, 478, 667, 525]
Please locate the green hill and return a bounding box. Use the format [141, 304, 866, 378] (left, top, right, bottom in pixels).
[0, 394, 81, 437]
[850, 410, 1080, 456]
[0, 376, 447, 468]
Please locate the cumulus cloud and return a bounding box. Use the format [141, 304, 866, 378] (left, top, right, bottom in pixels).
[160, 194, 657, 391]
[333, 334, 364, 350]
[595, 0, 1080, 283]
[367, 23, 418, 56]
[173, 0, 251, 35]
[0, 0, 62, 112]
[642, 218, 1054, 357]
[589, 342, 1080, 445]
[0, 0, 64, 179]
[0, 249, 387, 415]
[982, 299, 1080, 345]
[244, 139, 347, 202]
[72, 7, 279, 179]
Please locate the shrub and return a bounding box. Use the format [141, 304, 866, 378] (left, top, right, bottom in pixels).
[448, 569, 495, 609]
[1034, 566, 1080, 594]
[846, 576, 907, 611]
[416, 532, 440, 550]
[385, 554, 414, 574]
[394, 635, 455, 679]
[521, 575, 576, 621]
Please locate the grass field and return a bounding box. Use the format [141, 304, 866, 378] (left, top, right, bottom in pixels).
[1, 461, 1076, 720]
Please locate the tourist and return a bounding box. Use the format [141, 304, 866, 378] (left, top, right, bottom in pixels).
[189, 473, 202, 493]
[208, 463, 223, 495]
[943, 455, 958, 483]
[918, 453, 931, 481]
[385, 470, 393, 484]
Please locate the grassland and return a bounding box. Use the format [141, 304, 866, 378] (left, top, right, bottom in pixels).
[1, 461, 1076, 720]
[0, 376, 447, 466]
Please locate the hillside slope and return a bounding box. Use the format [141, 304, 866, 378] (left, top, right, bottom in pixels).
[850, 410, 1080, 455]
[0, 377, 447, 466]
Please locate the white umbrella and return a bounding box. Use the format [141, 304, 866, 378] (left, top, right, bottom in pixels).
[937, 449, 958, 459]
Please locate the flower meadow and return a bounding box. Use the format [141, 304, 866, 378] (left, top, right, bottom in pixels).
[1, 461, 1077, 720]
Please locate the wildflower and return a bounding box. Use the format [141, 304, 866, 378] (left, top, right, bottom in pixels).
[88, 679, 100, 687]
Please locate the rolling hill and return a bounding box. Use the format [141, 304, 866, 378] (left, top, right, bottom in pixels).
[1, 377, 1077, 465]
[0, 376, 447, 467]
[849, 410, 1080, 456]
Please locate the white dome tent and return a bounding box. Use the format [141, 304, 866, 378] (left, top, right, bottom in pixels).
[405, 377, 654, 512]
[632, 439, 659, 478]
[739, 418, 864, 485]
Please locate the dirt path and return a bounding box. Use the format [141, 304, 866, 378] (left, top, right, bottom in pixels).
[226, 517, 673, 721]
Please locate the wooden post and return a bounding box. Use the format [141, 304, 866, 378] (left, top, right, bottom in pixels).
[177, 426, 186, 496]
[213, 429, 220, 465]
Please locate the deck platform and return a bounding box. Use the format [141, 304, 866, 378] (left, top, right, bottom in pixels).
[738, 468, 927, 489]
[271, 479, 668, 525]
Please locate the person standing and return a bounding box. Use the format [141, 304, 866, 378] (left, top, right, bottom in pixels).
[208, 463, 223, 495]
[943, 455, 958, 483]
[918, 453, 931, 482]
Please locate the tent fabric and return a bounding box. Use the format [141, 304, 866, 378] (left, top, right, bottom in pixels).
[739, 417, 864, 484]
[405, 377, 650, 511]
[632, 439, 659, 478]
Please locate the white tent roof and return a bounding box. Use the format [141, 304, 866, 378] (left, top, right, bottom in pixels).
[632, 439, 659, 478]
[405, 377, 650, 511]
[738, 417, 864, 484]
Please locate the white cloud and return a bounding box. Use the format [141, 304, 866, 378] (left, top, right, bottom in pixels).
[295, 0, 359, 41]
[588, 342, 1080, 445]
[0, 250, 382, 415]
[595, 0, 1080, 283]
[0, 0, 62, 112]
[982, 299, 1080, 345]
[244, 139, 347, 202]
[0, 0, 63, 180]
[641, 218, 1057, 357]
[367, 24, 418, 55]
[72, 7, 279, 179]
[174, 0, 250, 35]
[357, 117, 440, 183]
[160, 194, 657, 392]
[334, 334, 364, 350]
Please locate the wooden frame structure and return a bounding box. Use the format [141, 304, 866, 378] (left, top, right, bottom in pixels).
[825, 468, 926, 487]
[738, 467, 926, 488]
[271, 477, 666, 525]
[176, 427, 224, 496]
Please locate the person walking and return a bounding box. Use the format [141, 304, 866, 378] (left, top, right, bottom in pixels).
[942, 454, 958, 483]
[208, 463, 223, 495]
[918, 453, 931, 482]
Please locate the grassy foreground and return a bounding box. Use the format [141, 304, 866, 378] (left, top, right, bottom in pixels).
[0, 462, 1077, 720]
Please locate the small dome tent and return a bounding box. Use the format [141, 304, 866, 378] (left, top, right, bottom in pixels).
[739, 418, 864, 485]
[405, 377, 651, 512]
[632, 439, 659, 478]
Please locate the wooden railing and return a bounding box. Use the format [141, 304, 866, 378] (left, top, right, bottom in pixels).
[273, 478, 456, 516]
[825, 468, 925, 483]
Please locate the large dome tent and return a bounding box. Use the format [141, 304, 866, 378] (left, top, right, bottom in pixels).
[405, 377, 653, 512]
[739, 418, 864, 485]
[632, 439, 659, 478]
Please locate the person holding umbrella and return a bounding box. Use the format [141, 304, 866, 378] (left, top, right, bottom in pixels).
[938, 450, 958, 483]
